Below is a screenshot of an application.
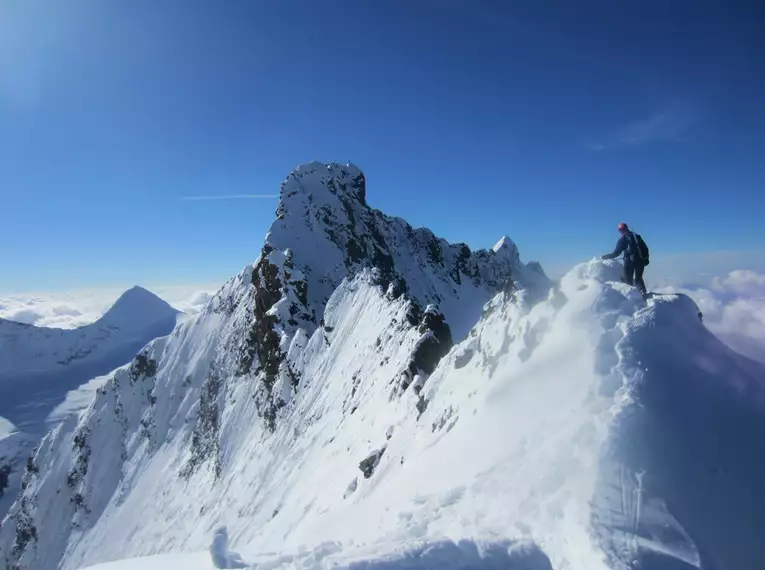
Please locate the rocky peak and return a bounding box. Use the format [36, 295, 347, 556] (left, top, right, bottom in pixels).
[492, 235, 520, 262]
[276, 161, 366, 219]
[99, 286, 179, 329]
[235, 162, 551, 428]
[265, 163, 548, 321]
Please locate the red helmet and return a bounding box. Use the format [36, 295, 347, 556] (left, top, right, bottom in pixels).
[617, 222, 629, 232]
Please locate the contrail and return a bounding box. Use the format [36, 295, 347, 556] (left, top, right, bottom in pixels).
[181, 194, 279, 201]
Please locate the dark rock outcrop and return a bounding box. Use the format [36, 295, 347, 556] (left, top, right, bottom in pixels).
[400, 305, 454, 393]
[359, 447, 386, 479]
[0, 463, 10, 498]
[183, 370, 222, 479]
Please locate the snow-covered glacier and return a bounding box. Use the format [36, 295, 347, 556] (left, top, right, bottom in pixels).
[2, 162, 763, 570]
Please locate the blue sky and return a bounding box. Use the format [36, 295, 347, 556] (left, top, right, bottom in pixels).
[2, 0, 763, 292]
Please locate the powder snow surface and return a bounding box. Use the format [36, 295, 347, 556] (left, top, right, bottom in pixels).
[3, 164, 764, 570]
[5, 259, 764, 570]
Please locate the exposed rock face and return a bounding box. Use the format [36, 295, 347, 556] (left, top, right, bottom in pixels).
[266, 162, 547, 323]
[358, 447, 386, 479]
[227, 162, 551, 431]
[400, 305, 454, 393]
[0, 464, 10, 497]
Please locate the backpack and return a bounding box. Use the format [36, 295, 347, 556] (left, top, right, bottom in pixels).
[635, 234, 650, 265]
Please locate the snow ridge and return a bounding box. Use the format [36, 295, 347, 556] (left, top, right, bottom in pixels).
[3, 163, 763, 570]
[227, 161, 551, 428]
[267, 162, 548, 335]
[0, 162, 551, 570]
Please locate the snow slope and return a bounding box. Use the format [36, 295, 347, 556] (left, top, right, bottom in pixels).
[0, 287, 180, 527]
[0, 419, 14, 441]
[43, 374, 113, 430]
[2, 162, 763, 570]
[0, 424, 36, 532]
[80, 552, 214, 570]
[78, 539, 554, 570]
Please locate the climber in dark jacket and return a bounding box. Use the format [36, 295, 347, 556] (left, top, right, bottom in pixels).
[601, 222, 648, 298]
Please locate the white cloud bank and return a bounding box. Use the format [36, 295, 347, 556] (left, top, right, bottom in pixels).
[0, 284, 220, 329]
[657, 270, 765, 363]
[2, 271, 762, 365]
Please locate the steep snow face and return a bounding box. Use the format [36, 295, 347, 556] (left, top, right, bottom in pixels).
[0, 270, 445, 570]
[0, 162, 552, 570]
[6, 163, 762, 570]
[0, 419, 36, 522]
[245, 259, 762, 569]
[4, 255, 764, 570]
[231, 161, 550, 431]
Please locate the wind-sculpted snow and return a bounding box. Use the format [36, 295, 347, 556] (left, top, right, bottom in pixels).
[2, 163, 762, 570]
[1, 162, 550, 570]
[0, 270, 441, 570]
[591, 287, 765, 569]
[80, 538, 554, 570]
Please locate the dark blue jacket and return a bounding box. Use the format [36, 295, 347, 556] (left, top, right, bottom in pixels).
[603, 231, 644, 265]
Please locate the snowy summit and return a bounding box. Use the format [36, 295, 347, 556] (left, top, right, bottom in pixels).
[492, 234, 515, 253]
[2, 162, 764, 570]
[0, 286, 179, 384]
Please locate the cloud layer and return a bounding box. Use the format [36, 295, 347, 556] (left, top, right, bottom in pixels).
[0, 284, 220, 329]
[658, 270, 765, 363]
[2, 272, 762, 365]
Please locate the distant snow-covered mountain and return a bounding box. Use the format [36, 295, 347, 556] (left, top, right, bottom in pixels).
[0, 286, 180, 524]
[1, 286, 177, 381]
[2, 162, 763, 570]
